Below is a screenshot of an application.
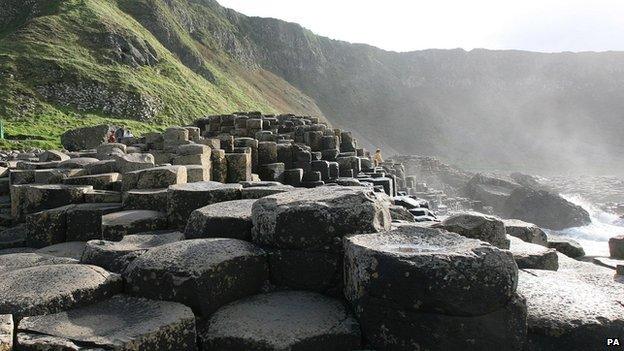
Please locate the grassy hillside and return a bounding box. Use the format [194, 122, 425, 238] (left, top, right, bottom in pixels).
[0, 0, 323, 149]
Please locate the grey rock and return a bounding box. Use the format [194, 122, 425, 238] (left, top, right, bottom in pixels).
[167, 181, 242, 228]
[547, 235, 585, 258]
[508, 236, 558, 270]
[356, 293, 527, 351]
[252, 186, 391, 249]
[185, 199, 255, 240]
[0, 224, 26, 250]
[113, 153, 155, 174]
[81, 231, 184, 273]
[200, 291, 361, 351]
[17, 295, 196, 351]
[0, 264, 122, 319]
[518, 269, 624, 351]
[0, 314, 12, 351]
[240, 185, 295, 199]
[39, 150, 70, 162]
[609, 235, 624, 259]
[344, 225, 518, 316]
[58, 157, 100, 169]
[268, 248, 342, 294]
[389, 205, 415, 222]
[124, 239, 268, 316]
[503, 219, 548, 246]
[12, 184, 92, 222]
[63, 173, 121, 190]
[0, 253, 78, 274]
[503, 188, 591, 230]
[102, 210, 167, 241]
[122, 188, 168, 211]
[439, 212, 510, 249]
[35, 242, 86, 261]
[123, 165, 186, 191]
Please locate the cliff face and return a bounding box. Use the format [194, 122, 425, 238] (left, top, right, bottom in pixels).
[3, 0, 624, 174]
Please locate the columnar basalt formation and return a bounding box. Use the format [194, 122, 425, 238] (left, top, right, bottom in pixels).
[0, 114, 620, 350]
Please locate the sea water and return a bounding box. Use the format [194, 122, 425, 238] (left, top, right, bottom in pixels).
[545, 194, 624, 257]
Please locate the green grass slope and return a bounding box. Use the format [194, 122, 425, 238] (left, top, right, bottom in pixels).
[0, 0, 323, 149]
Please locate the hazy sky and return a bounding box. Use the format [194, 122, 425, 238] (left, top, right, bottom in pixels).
[218, 0, 624, 53]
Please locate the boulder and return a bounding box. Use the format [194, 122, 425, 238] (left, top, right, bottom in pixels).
[0, 253, 77, 274]
[0, 264, 122, 319]
[503, 188, 591, 230]
[200, 291, 361, 351]
[508, 236, 558, 270]
[464, 173, 521, 210]
[344, 225, 518, 316]
[185, 199, 255, 240]
[609, 235, 624, 259]
[252, 186, 391, 249]
[518, 269, 624, 351]
[503, 219, 548, 246]
[61, 125, 111, 151]
[17, 295, 196, 351]
[0, 314, 12, 351]
[124, 239, 268, 316]
[439, 212, 510, 249]
[35, 242, 86, 261]
[96, 143, 126, 159]
[123, 188, 168, 211]
[167, 181, 242, 228]
[81, 231, 184, 273]
[547, 235, 585, 258]
[101, 210, 167, 241]
[123, 165, 187, 191]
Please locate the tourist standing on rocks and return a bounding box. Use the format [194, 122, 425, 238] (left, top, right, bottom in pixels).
[114, 127, 125, 142]
[107, 130, 116, 143]
[374, 149, 384, 167]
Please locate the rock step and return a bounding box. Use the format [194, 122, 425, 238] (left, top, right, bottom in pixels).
[199, 291, 361, 351]
[0, 264, 122, 319]
[16, 295, 196, 351]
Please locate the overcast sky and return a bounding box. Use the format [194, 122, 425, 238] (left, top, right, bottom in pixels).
[217, 0, 624, 53]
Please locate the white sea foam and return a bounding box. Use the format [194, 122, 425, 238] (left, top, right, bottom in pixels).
[545, 194, 624, 256]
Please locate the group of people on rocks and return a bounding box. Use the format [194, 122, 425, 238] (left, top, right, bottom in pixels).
[107, 126, 133, 143]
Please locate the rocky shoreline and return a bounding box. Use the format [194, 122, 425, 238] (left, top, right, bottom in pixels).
[0, 113, 622, 350]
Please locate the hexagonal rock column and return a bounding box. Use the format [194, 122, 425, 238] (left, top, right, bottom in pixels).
[81, 231, 184, 273]
[186, 200, 256, 241]
[123, 188, 168, 211]
[344, 226, 524, 351]
[113, 153, 155, 174]
[210, 149, 227, 183]
[102, 210, 168, 241]
[35, 241, 86, 261]
[0, 314, 11, 351]
[11, 184, 92, 222]
[172, 144, 212, 166]
[0, 264, 122, 319]
[251, 186, 391, 294]
[257, 141, 278, 165]
[167, 181, 242, 229]
[258, 163, 285, 182]
[122, 166, 187, 191]
[65, 203, 123, 242]
[518, 269, 624, 351]
[124, 239, 268, 316]
[439, 212, 510, 249]
[199, 291, 361, 350]
[17, 295, 196, 351]
[225, 153, 252, 183]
